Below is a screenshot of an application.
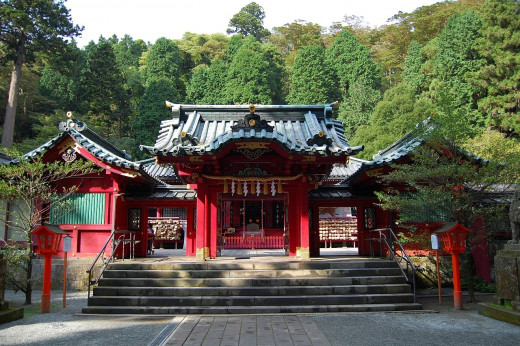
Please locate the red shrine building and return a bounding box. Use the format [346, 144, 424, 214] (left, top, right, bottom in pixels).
[1, 102, 504, 280]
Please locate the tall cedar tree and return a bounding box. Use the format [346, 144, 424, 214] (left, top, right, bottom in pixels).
[287, 45, 338, 104]
[469, 0, 520, 136]
[224, 37, 276, 104]
[133, 78, 178, 154]
[0, 0, 82, 148]
[326, 30, 381, 137]
[80, 40, 129, 138]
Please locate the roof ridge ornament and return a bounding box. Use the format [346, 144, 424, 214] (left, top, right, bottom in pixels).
[166, 101, 181, 127]
[231, 104, 274, 131]
[58, 112, 87, 132]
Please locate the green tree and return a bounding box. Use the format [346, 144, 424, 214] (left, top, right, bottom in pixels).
[186, 59, 228, 104]
[470, 0, 520, 136]
[176, 32, 229, 67]
[427, 10, 485, 141]
[351, 82, 435, 159]
[142, 37, 182, 89]
[133, 79, 178, 152]
[402, 41, 426, 93]
[287, 45, 338, 104]
[79, 39, 130, 138]
[326, 30, 381, 93]
[224, 36, 277, 104]
[227, 2, 270, 41]
[375, 126, 516, 300]
[0, 148, 97, 304]
[0, 0, 82, 148]
[326, 30, 381, 135]
[269, 20, 324, 66]
[112, 35, 148, 115]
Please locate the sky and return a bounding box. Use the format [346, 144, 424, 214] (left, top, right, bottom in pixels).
[65, 0, 441, 47]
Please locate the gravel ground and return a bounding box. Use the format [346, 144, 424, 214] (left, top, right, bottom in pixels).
[0, 290, 174, 346]
[313, 293, 520, 346]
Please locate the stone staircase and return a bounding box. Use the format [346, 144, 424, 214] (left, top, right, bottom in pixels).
[82, 258, 421, 314]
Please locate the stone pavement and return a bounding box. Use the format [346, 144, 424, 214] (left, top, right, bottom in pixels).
[158, 315, 330, 346]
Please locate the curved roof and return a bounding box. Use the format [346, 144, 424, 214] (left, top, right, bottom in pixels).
[141, 103, 363, 157]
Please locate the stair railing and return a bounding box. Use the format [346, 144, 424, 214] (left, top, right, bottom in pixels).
[368, 228, 417, 303]
[86, 230, 125, 300]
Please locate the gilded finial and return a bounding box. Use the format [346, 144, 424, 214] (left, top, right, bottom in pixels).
[249, 104, 255, 114]
[67, 111, 73, 119]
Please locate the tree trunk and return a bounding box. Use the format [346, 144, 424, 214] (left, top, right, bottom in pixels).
[2, 40, 25, 149]
[25, 255, 32, 305]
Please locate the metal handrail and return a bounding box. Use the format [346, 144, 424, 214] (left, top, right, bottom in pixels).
[85, 230, 124, 300]
[368, 228, 417, 303]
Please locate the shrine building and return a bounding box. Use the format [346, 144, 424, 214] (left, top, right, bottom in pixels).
[2, 101, 501, 281]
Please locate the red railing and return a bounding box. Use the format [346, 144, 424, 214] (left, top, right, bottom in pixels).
[223, 236, 284, 249]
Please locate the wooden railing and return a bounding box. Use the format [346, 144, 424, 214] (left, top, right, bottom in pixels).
[223, 235, 284, 249]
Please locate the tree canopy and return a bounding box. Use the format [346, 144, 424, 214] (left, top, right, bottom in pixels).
[1, 0, 82, 148]
[227, 2, 270, 41]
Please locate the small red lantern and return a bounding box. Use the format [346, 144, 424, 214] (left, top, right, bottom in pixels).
[30, 224, 68, 313]
[436, 222, 472, 310]
[32, 224, 68, 255]
[437, 222, 471, 253]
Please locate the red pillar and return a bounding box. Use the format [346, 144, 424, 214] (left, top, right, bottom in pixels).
[451, 252, 463, 310]
[41, 254, 52, 313]
[195, 184, 208, 260]
[209, 188, 218, 258]
[299, 183, 310, 259]
[186, 206, 195, 256]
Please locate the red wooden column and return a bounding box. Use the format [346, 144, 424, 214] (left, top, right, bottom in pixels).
[298, 181, 311, 259]
[186, 206, 195, 256]
[287, 180, 311, 259]
[287, 186, 299, 257]
[208, 188, 218, 258]
[195, 184, 209, 260]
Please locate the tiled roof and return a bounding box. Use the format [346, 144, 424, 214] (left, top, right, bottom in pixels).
[140, 159, 180, 182]
[21, 118, 150, 175]
[326, 158, 367, 181]
[141, 103, 363, 157]
[0, 151, 12, 164]
[125, 185, 197, 200]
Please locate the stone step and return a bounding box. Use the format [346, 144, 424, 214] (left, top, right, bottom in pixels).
[92, 283, 412, 296]
[87, 293, 415, 307]
[100, 267, 403, 279]
[96, 275, 408, 287]
[84, 258, 421, 314]
[82, 303, 423, 315]
[106, 259, 398, 271]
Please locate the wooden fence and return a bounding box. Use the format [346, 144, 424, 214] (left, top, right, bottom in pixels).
[223, 235, 284, 249]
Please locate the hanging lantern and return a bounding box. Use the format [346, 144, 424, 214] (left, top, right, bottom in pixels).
[237, 181, 242, 195]
[277, 180, 282, 193]
[264, 181, 268, 195]
[224, 180, 229, 193]
[251, 181, 255, 195]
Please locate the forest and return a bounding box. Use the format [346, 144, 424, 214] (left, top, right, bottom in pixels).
[1, 0, 519, 163]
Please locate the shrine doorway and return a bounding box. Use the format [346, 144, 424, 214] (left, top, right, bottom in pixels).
[219, 194, 287, 252]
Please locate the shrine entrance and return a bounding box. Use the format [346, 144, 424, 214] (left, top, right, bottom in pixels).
[219, 195, 287, 251]
[141, 103, 364, 260]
